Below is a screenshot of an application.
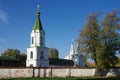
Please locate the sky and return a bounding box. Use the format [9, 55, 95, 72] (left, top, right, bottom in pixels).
[0, 0, 120, 58]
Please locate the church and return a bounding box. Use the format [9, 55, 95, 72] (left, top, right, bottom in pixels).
[26, 6, 85, 67]
[64, 41, 86, 67]
[26, 6, 49, 67]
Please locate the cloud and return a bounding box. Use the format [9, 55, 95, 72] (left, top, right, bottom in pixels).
[0, 10, 8, 24]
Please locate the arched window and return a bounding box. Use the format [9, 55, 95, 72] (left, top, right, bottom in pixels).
[40, 51, 44, 59]
[40, 37, 43, 45]
[32, 37, 34, 44]
[30, 51, 33, 59]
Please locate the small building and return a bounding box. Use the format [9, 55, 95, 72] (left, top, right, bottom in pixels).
[49, 58, 74, 66]
[0, 56, 20, 66]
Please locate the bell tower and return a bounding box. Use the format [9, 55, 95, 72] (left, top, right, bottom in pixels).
[30, 5, 45, 47]
[26, 5, 49, 67]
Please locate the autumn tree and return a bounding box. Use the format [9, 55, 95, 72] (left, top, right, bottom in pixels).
[77, 11, 120, 76]
[48, 48, 59, 59]
[77, 13, 100, 65]
[97, 10, 120, 68]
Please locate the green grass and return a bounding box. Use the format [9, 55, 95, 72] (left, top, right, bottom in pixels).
[0, 77, 120, 80]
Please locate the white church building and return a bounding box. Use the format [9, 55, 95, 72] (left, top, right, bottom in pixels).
[26, 7, 49, 67]
[65, 41, 86, 67]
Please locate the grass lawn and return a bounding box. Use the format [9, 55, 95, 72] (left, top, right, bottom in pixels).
[0, 77, 120, 80]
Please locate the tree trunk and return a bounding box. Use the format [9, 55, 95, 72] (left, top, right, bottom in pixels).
[94, 67, 101, 76]
[94, 58, 101, 76]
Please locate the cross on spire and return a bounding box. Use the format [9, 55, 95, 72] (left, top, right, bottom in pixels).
[33, 5, 43, 31]
[37, 5, 40, 11]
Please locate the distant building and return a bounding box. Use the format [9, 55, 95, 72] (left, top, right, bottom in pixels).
[65, 41, 86, 67]
[65, 41, 75, 60]
[26, 6, 49, 67]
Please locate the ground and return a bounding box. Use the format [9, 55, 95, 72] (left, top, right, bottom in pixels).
[0, 77, 120, 80]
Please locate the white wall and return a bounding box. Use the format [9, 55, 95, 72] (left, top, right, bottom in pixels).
[0, 67, 120, 79]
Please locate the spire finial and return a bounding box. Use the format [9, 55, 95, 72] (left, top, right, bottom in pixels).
[71, 39, 74, 44]
[37, 5, 40, 11]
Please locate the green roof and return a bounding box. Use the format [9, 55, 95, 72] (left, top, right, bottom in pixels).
[33, 10, 43, 31]
[0, 56, 15, 60]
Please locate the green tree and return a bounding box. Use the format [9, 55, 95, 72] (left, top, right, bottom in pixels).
[1, 48, 27, 66]
[48, 48, 59, 59]
[98, 10, 120, 68]
[19, 53, 27, 66]
[1, 49, 21, 60]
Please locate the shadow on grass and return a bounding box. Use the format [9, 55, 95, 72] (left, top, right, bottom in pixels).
[98, 68, 120, 77]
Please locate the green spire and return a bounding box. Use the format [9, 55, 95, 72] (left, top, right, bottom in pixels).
[33, 6, 43, 31]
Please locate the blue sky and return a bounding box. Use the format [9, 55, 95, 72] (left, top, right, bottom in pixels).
[0, 0, 120, 58]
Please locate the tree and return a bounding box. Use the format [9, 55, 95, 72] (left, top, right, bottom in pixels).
[1, 48, 27, 66]
[77, 11, 120, 76]
[1, 49, 21, 60]
[98, 10, 120, 68]
[19, 53, 27, 66]
[77, 13, 100, 66]
[48, 48, 59, 59]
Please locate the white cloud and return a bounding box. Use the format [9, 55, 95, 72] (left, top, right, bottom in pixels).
[0, 10, 8, 24]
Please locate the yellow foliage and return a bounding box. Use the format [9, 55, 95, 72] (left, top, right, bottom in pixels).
[86, 62, 96, 68]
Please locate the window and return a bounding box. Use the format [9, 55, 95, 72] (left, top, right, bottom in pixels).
[32, 37, 34, 44]
[40, 51, 44, 59]
[30, 51, 33, 59]
[40, 37, 43, 45]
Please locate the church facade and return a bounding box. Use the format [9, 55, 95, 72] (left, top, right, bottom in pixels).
[65, 41, 86, 67]
[26, 8, 49, 67]
[64, 41, 75, 60]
